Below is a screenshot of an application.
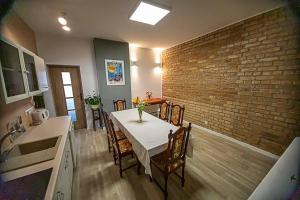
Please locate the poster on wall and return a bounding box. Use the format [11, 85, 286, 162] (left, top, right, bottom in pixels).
[105, 59, 125, 85]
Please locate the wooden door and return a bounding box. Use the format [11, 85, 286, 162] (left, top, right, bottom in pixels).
[48, 65, 86, 129]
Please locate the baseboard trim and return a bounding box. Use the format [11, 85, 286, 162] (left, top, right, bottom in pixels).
[184, 120, 280, 160]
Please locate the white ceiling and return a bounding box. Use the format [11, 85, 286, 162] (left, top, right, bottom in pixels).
[14, 0, 284, 49]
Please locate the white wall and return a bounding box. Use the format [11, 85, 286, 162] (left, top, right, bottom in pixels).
[130, 47, 162, 100]
[36, 34, 163, 129]
[36, 33, 98, 129]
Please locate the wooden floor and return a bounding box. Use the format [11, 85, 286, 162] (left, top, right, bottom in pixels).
[72, 127, 276, 200]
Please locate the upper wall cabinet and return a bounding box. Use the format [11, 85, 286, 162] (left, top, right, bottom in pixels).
[0, 39, 29, 103]
[34, 56, 48, 92]
[22, 49, 40, 95]
[0, 38, 48, 104]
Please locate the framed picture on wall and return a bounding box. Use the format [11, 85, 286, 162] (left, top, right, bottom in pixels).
[105, 59, 125, 85]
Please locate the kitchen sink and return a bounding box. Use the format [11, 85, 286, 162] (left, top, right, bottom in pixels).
[8, 137, 59, 158]
[0, 136, 62, 173]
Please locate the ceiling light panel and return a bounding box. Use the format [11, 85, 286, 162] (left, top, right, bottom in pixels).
[129, 1, 170, 25]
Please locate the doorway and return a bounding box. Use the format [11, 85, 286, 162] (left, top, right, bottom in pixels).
[48, 65, 86, 129]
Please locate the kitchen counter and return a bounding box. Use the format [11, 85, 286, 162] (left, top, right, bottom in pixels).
[1, 116, 72, 200]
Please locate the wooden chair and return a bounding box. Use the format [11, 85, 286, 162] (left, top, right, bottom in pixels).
[108, 119, 139, 177]
[113, 99, 126, 111]
[170, 104, 185, 127]
[150, 123, 192, 200]
[101, 110, 126, 152]
[159, 101, 170, 121]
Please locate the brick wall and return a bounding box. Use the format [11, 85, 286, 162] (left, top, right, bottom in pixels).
[162, 7, 300, 155]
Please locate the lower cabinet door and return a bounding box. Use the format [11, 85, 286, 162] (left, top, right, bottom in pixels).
[53, 137, 73, 200]
[67, 149, 74, 199]
[63, 138, 72, 200]
[53, 173, 66, 200]
[69, 129, 77, 168]
[53, 149, 67, 200]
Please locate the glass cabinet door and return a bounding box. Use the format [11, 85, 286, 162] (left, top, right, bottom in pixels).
[23, 52, 39, 92]
[0, 40, 26, 97]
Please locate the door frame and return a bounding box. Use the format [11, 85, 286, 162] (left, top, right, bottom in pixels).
[47, 64, 87, 129]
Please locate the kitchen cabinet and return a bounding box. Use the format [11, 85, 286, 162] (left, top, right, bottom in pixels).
[35, 56, 48, 92]
[0, 37, 48, 104]
[22, 49, 40, 95]
[53, 135, 74, 200]
[69, 123, 77, 167]
[0, 39, 29, 103]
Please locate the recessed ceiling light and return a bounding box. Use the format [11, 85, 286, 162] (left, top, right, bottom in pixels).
[58, 16, 67, 25]
[62, 26, 71, 31]
[129, 1, 170, 25]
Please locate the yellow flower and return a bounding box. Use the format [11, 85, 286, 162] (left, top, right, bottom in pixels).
[132, 96, 140, 104]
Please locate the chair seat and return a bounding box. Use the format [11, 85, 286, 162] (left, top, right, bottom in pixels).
[116, 130, 126, 140]
[151, 150, 184, 173]
[108, 130, 126, 140]
[113, 139, 133, 155]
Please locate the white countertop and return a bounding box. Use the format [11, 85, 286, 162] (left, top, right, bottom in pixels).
[1, 116, 71, 200]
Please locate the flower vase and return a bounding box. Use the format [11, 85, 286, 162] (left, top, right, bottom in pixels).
[138, 110, 143, 123]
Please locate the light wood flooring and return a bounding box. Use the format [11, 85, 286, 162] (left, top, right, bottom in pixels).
[72, 127, 276, 200]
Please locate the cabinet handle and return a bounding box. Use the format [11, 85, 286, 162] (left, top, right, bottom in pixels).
[60, 192, 64, 200]
[64, 150, 70, 170]
[56, 191, 65, 200]
[56, 191, 61, 200]
[64, 160, 68, 170]
[290, 174, 298, 182]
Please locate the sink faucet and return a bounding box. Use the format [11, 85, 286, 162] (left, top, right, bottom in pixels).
[0, 130, 18, 162]
[0, 118, 26, 162]
[0, 126, 25, 162]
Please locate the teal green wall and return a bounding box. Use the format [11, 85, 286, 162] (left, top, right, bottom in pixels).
[93, 38, 132, 112]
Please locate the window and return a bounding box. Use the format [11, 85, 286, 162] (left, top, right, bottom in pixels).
[61, 72, 77, 122]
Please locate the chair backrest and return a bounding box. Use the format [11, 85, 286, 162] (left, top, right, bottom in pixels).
[108, 119, 121, 154]
[166, 123, 192, 170]
[113, 99, 126, 111]
[159, 101, 170, 121]
[101, 110, 110, 135]
[170, 104, 185, 126]
[101, 110, 115, 140]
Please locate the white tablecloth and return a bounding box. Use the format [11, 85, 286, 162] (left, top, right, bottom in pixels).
[110, 108, 180, 175]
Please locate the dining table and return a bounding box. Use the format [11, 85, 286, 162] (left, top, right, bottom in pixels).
[110, 108, 193, 176]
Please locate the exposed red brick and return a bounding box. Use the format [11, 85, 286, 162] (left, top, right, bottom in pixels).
[162, 7, 300, 155]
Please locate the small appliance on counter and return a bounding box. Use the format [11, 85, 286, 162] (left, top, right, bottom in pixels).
[31, 109, 49, 126]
